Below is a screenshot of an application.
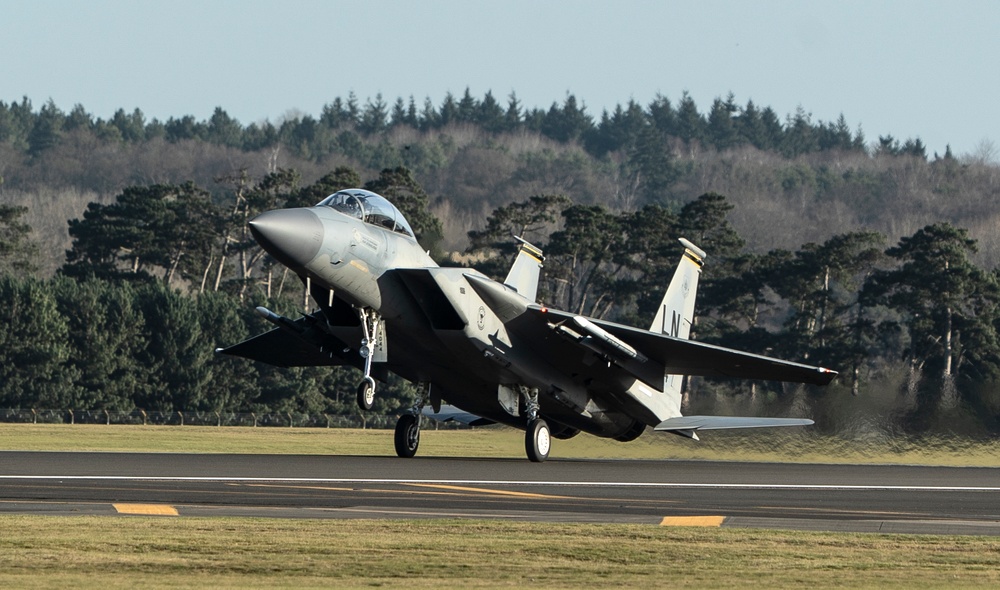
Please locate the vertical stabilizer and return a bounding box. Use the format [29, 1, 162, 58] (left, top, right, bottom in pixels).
[504, 237, 544, 302]
[650, 238, 706, 426]
[649, 238, 705, 337]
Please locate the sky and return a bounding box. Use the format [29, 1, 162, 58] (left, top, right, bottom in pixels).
[3, 0, 998, 157]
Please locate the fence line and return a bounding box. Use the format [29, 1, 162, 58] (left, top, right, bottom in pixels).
[0, 409, 469, 430]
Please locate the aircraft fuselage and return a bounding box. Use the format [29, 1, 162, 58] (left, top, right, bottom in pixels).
[229, 188, 835, 461]
[248, 200, 647, 440]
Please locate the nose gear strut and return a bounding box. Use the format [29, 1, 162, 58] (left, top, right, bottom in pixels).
[355, 308, 384, 411]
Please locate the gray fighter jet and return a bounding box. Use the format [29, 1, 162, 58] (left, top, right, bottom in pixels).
[218, 189, 837, 461]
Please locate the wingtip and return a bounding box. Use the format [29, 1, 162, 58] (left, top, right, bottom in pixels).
[817, 366, 839, 385]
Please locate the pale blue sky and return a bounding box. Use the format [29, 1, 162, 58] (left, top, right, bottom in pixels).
[3, 0, 997, 156]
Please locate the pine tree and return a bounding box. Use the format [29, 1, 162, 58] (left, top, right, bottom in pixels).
[0, 276, 78, 408]
[706, 94, 740, 150]
[736, 100, 768, 150]
[27, 99, 63, 156]
[866, 224, 1000, 393]
[675, 92, 704, 144]
[52, 278, 145, 410]
[545, 204, 625, 317]
[782, 107, 818, 157]
[456, 88, 478, 123]
[63, 183, 225, 285]
[477, 90, 506, 132]
[467, 194, 569, 280]
[0, 204, 38, 274]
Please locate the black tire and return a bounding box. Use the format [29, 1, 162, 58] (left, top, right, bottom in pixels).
[394, 413, 420, 458]
[356, 377, 375, 411]
[525, 419, 551, 462]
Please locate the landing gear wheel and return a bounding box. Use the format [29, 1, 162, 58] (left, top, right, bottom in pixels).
[356, 377, 376, 411]
[525, 419, 551, 462]
[394, 413, 420, 458]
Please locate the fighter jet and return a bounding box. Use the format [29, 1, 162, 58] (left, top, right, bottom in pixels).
[218, 189, 837, 461]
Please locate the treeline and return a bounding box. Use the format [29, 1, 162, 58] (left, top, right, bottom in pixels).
[5, 91, 998, 283]
[1, 90, 938, 213]
[0, 275, 418, 416]
[1, 91, 902, 165]
[1, 167, 998, 435]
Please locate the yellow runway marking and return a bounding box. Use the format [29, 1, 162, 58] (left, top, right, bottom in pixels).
[236, 483, 535, 500]
[239, 483, 357, 492]
[660, 516, 726, 527]
[237, 482, 574, 500]
[405, 483, 574, 500]
[113, 504, 179, 516]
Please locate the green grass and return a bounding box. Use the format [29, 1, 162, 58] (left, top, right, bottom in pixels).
[2, 425, 999, 587]
[2, 423, 999, 466]
[1, 517, 998, 589]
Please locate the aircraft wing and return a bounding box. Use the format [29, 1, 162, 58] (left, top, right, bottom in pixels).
[529, 306, 837, 386]
[216, 313, 360, 369]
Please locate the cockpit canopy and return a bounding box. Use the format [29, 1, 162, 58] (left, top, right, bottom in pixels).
[316, 189, 414, 238]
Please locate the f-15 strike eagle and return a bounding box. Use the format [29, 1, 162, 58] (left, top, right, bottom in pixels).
[218, 189, 837, 461]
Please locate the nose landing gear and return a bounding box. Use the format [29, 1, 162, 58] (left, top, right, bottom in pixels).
[356, 377, 376, 411]
[355, 308, 384, 411]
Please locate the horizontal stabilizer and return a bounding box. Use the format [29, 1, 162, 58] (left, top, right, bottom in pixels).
[422, 405, 495, 427]
[216, 326, 355, 368]
[655, 416, 814, 432]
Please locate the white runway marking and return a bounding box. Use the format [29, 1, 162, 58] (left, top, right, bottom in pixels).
[1, 475, 998, 492]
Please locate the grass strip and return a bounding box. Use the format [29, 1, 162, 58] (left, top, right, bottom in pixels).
[2, 423, 999, 466]
[0, 516, 998, 589]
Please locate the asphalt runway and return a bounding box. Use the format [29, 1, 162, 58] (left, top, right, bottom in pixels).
[1, 451, 998, 535]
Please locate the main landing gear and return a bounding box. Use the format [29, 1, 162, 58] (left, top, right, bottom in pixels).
[394, 413, 420, 458]
[394, 382, 430, 459]
[521, 386, 550, 462]
[355, 308, 382, 411]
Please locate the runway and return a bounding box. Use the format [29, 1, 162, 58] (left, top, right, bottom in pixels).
[1, 451, 998, 535]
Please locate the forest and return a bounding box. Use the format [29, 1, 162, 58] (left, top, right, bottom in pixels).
[1, 90, 999, 436]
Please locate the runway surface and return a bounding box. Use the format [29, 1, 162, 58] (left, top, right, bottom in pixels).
[1, 451, 998, 535]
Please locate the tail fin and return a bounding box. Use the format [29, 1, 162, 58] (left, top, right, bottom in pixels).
[649, 238, 706, 338]
[646, 240, 819, 439]
[651, 238, 705, 424]
[504, 237, 544, 302]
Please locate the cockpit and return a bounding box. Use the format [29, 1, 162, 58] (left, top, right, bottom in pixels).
[316, 189, 415, 238]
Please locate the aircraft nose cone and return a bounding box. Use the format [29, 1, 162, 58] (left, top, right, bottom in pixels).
[248, 208, 323, 268]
